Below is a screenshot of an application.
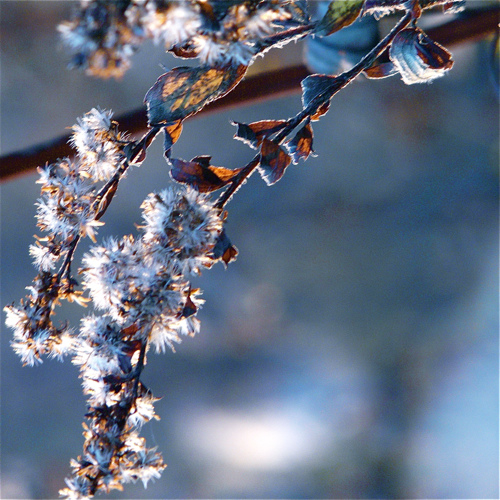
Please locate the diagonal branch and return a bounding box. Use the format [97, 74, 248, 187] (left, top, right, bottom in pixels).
[1, 7, 498, 183]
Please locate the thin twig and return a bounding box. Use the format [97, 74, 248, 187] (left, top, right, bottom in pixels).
[215, 155, 260, 208]
[216, 10, 415, 209]
[93, 125, 162, 217]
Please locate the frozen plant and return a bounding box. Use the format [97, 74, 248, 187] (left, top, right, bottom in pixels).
[5, 1, 466, 498]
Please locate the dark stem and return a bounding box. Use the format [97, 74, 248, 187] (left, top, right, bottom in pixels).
[93, 125, 162, 213]
[284, 9, 414, 137]
[51, 127, 162, 314]
[216, 11, 414, 210]
[58, 235, 80, 282]
[215, 155, 260, 209]
[131, 339, 148, 401]
[254, 22, 316, 54]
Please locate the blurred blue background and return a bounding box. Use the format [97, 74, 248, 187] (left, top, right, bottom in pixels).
[1, 2, 498, 498]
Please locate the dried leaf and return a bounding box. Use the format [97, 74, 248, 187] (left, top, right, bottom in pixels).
[170, 157, 242, 193]
[300, 74, 334, 121]
[163, 120, 183, 157]
[95, 179, 118, 220]
[389, 27, 453, 84]
[287, 122, 315, 164]
[170, 43, 199, 59]
[301, 74, 334, 108]
[364, 50, 398, 79]
[258, 138, 292, 185]
[190, 155, 212, 168]
[121, 325, 139, 337]
[364, 61, 397, 79]
[232, 119, 287, 149]
[315, 0, 364, 37]
[181, 293, 197, 318]
[310, 101, 331, 121]
[145, 64, 247, 125]
[211, 229, 238, 267]
[364, 60, 397, 79]
[232, 122, 258, 148]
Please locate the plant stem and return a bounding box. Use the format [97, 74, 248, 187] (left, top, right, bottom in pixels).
[216, 11, 414, 210]
[215, 155, 260, 209]
[93, 126, 162, 213]
[294, 10, 414, 132]
[131, 340, 148, 400]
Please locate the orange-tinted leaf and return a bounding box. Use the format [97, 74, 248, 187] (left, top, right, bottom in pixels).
[314, 0, 364, 37]
[364, 61, 397, 79]
[145, 64, 247, 125]
[211, 229, 238, 267]
[121, 325, 139, 337]
[170, 43, 199, 59]
[287, 122, 315, 164]
[209, 166, 243, 183]
[232, 119, 287, 149]
[310, 101, 331, 121]
[247, 120, 287, 135]
[363, 47, 397, 79]
[170, 157, 242, 193]
[163, 120, 183, 157]
[258, 138, 292, 185]
[181, 293, 197, 318]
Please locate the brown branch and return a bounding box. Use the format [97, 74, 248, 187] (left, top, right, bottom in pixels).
[1, 7, 498, 183]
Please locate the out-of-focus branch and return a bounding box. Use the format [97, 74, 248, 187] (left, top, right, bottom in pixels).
[1, 7, 498, 183]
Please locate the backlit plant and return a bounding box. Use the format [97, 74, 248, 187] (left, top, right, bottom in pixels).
[4, 1, 465, 498]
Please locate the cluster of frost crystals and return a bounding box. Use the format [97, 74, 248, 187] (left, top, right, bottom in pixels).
[60, 423, 165, 500]
[5, 94, 229, 496]
[143, 0, 298, 66]
[81, 185, 222, 350]
[32, 109, 125, 251]
[35, 108, 126, 249]
[81, 234, 201, 353]
[71, 107, 128, 181]
[73, 315, 133, 406]
[58, 185, 224, 498]
[139, 0, 203, 49]
[58, 0, 146, 78]
[141, 186, 224, 274]
[86, 184, 222, 344]
[4, 108, 128, 367]
[5, 272, 75, 366]
[59, 313, 165, 499]
[35, 158, 100, 244]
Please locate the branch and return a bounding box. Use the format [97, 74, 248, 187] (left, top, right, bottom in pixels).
[1, 7, 498, 183]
